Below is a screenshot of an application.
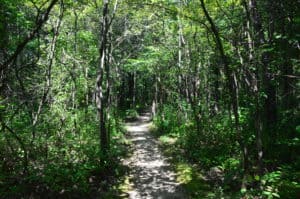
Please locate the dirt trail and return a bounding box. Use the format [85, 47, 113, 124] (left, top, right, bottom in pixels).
[124, 112, 187, 199]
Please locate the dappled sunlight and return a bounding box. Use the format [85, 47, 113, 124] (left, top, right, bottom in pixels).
[124, 113, 187, 199]
[135, 159, 165, 168]
[176, 163, 193, 184]
[126, 123, 152, 132]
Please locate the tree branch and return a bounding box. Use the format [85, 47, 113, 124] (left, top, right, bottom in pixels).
[0, 0, 59, 73]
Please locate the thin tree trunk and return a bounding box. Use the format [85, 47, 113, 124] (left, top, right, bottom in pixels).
[200, 0, 248, 189]
[248, 0, 272, 175]
[31, 0, 64, 145]
[96, 0, 110, 156]
[0, 0, 59, 75]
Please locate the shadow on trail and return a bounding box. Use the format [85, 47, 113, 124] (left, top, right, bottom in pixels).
[124, 112, 187, 199]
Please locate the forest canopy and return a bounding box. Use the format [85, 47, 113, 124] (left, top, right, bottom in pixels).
[0, 0, 299, 198]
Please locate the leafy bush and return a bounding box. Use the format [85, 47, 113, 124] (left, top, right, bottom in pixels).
[125, 109, 138, 120]
[0, 103, 128, 198]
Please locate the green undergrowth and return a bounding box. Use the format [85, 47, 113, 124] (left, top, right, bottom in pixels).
[156, 131, 300, 199]
[0, 113, 131, 199]
[150, 124, 238, 199]
[151, 104, 300, 198]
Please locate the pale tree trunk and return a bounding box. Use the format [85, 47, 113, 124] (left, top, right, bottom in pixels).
[72, 9, 78, 110]
[133, 71, 136, 108]
[185, 34, 201, 133]
[177, 0, 183, 97]
[177, 1, 188, 120]
[72, 8, 78, 135]
[105, 30, 114, 149]
[242, 0, 264, 177]
[31, 0, 64, 144]
[152, 76, 158, 117]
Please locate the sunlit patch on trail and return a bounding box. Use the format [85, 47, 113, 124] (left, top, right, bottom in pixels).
[126, 123, 151, 132]
[123, 113, 187, 199]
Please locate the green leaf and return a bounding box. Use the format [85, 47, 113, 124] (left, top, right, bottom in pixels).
[240, 188, 247, 194]
[272, 193, 280, 198]
[263, 191, 272, 195]
[254, 175, 260, 181]
[296, 125, 300, 133]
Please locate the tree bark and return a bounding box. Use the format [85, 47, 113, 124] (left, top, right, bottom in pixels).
[96, 0, 110, 156]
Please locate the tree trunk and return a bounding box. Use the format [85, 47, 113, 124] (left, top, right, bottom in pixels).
[96, 0, 110, 156]
[200, 0, 248, 189]
[242, 0, 264, 176]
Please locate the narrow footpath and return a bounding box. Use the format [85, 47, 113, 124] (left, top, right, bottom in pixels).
[124, 112, 187, 199]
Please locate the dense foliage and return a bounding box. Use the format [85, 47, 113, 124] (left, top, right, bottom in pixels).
[0, 0, 299, 198]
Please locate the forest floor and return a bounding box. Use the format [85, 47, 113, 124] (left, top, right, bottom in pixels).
[122, 112, 187, 199]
